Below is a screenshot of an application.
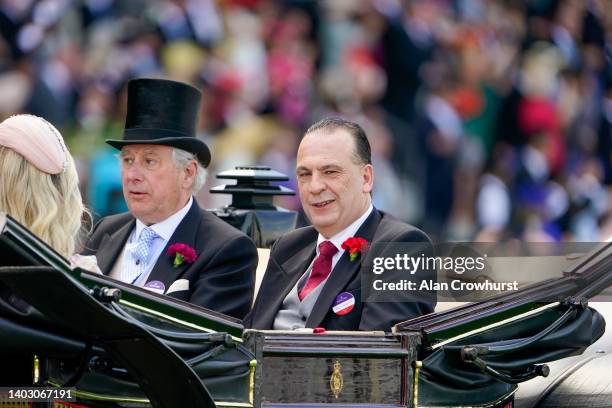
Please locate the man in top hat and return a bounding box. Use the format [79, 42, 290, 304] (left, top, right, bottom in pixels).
[83, 78, 257, 320]
[245, 118, 435, 332]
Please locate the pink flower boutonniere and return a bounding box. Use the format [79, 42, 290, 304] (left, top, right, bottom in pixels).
[167, 243, 197, 267]
[341, 237, 369, 261]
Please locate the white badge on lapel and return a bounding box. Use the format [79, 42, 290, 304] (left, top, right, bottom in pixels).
[332, 292, 355, 315]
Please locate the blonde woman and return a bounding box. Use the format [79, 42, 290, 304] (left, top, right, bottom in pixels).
[0, 114, 87, 258]
[0, 114, 92, 387]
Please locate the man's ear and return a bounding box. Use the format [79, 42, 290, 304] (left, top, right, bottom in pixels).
[362, 164, 374, 193]
[182, 161, 197, 189]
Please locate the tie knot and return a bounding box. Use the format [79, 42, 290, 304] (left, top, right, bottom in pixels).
[318, 241, 338, 257]
[139, 227, 157, 244]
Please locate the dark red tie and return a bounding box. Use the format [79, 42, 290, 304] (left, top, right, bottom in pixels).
[299, 241, 338, 301]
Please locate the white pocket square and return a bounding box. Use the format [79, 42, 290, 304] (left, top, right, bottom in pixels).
[166, 279, 190, 294]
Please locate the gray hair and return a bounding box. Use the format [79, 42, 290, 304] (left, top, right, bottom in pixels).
[172, 148, 207, 194]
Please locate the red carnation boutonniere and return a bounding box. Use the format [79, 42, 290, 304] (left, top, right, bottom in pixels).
[341, 237, 369, 261]
[167, 243, 197, 267]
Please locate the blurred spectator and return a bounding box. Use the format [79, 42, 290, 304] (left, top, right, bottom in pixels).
[0, 0, 609, 243]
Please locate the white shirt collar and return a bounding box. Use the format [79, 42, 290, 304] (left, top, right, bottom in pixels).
[134, 196, 193, 242]
[316, 204, 373, 254]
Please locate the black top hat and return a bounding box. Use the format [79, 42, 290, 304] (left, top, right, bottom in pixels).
[106, 78, 211, 167]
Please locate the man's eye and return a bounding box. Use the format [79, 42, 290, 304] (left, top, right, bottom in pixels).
[298, 172, 310, 178]
[324, 170, 337, 175]
[145, 159, 157, 166]
[122, 157, 134, 165]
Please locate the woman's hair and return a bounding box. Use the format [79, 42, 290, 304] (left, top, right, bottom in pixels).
[0, 122, 87, 258]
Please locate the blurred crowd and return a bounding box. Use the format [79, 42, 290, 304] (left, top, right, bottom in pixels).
[1, 0, 611, 242]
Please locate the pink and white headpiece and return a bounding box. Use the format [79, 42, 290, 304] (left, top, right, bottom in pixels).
[0, 114, 68, 175]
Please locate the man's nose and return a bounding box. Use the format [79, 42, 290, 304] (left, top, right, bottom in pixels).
[308, 172, 325, 194]
[124, 163, 143, 182]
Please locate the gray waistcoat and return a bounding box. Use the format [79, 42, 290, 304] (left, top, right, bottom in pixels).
[273, 271, 329, 330]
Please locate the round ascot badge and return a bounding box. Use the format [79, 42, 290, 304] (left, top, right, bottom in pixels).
[332, 292, 355, 316]
[144, 280, 166, 294]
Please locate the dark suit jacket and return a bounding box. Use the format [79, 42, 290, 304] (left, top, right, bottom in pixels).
[83, 200, 257, 320]
[245, 209, 436, 332]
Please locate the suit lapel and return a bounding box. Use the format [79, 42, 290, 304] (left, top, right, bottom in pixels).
[306, 209, 382, 328]
[97, 219, 135, 275]
[146, 200, 202, 290]
[257, 231, 317, 329]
